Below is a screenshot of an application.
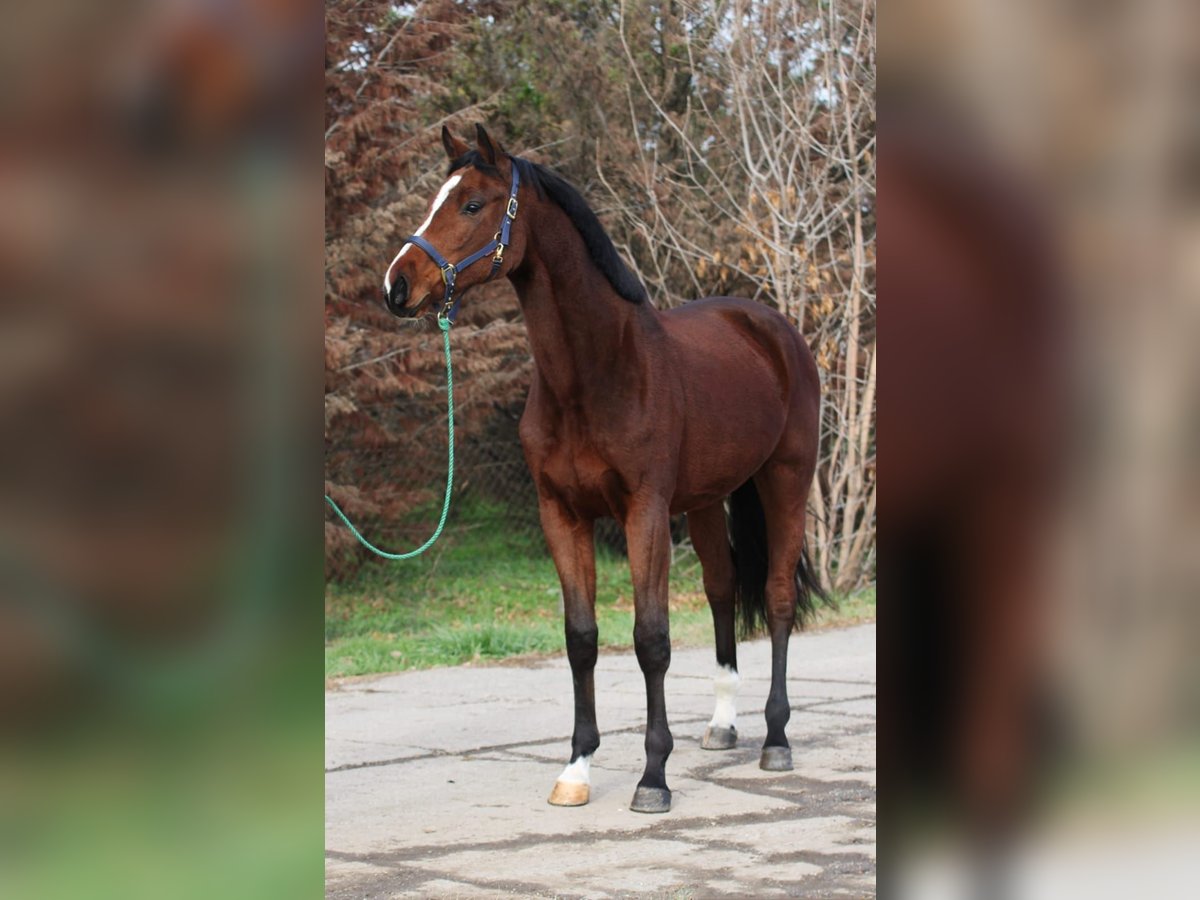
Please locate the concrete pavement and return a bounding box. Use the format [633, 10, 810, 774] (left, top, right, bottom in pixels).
[326, 623, 876, 898]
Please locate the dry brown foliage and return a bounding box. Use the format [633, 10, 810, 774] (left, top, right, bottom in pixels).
[326, 1, 874, 590]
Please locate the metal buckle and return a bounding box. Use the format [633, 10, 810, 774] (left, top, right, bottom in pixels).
[439, 262, 455, 285]
[506, 197, 519, 219]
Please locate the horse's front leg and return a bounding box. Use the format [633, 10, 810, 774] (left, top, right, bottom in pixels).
[624, 498, 674, 813]
[539, 497, 600, 807]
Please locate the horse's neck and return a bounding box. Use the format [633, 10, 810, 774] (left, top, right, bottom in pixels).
[511, 220, 651, 404]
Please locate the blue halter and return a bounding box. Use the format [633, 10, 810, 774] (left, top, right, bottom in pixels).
[401, 163, 521, 323]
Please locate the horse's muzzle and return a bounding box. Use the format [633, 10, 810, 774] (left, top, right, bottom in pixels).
[384, 273, 416, 317]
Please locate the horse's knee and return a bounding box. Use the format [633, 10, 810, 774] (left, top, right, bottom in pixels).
[565, 622, 598, 671]
[702, 568, 735, 605]
[633, 622, 671, 673]
[766, 574, 798, 628]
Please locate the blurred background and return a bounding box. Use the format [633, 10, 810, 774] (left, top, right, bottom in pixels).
[884, 0, 1199, 896]
[7, 0, 1196, 894]
[0, 0, 322, 897]
[324, 0, 877, 675]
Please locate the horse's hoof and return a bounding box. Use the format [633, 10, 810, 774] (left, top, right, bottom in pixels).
[701, 725, 737, 750]
[548, 781, 589, 806]
[629, 785, 671, 814]
[759, 746, 793, 771]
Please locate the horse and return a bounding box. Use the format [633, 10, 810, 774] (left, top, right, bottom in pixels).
[382, 124, 826, 814]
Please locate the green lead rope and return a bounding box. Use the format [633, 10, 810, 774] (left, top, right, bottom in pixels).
[324, 316, 455, 559]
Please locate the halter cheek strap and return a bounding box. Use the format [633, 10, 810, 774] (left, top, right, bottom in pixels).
[400, 164, 521, 324]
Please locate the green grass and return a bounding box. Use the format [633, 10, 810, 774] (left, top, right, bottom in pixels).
[325, 500, 874, 680]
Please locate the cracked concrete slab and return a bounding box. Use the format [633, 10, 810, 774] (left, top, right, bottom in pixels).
[327, 623, 875, 898]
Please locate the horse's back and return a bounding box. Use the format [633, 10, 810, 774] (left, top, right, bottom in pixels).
[663, 296, 817, 411]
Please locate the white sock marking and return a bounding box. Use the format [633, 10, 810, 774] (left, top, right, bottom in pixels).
[383, 174, 463, 295]
[556, 754, 592, 785]
[709, 664, 740, 730]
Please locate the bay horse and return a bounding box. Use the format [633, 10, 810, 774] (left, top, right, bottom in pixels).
[383, 125, 826, 814]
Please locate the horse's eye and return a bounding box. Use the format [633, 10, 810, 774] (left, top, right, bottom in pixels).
[463, 201, 483, 215]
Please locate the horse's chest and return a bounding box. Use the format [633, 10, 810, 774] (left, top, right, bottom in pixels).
[520, 382, 662, 519]
[538, 441, 628, 518]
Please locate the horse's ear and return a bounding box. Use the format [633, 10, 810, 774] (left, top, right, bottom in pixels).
[442, 125, 469, 160]
[475, 123, 503, 165]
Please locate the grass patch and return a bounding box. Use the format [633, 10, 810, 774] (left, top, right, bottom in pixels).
[326, 499, 874, 680]
[814, 582, 876, 628]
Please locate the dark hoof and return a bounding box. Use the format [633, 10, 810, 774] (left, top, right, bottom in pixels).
[759, 746, 793, 771]
[630, 785, 671, 814]
[701, 725, 737, 750]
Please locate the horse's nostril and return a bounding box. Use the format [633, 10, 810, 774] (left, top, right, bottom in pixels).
[385, 273, 409, 315]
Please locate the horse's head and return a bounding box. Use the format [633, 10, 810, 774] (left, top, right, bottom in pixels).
[383, 124, 527, 320]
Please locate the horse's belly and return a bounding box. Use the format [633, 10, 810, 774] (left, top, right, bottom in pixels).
[669, 448, 771, 513]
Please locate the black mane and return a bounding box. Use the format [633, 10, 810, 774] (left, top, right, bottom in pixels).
[449, 151, 647, 304]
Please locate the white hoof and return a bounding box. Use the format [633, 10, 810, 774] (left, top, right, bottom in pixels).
[548, 781, 590, 806]
[548, 755, 591, 806]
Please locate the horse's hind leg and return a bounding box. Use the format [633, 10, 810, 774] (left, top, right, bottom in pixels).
[538, 497, 600, 807]
[687, 502, 740, 750]
[753, 459, 817, 771]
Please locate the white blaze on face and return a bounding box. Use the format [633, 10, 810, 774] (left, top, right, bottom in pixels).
[555, 754, 592, 786]
[383, 174, 463, 296]
[709, 664, 740, 729]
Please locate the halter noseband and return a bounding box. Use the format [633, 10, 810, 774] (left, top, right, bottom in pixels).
[400, 164, 521, 324]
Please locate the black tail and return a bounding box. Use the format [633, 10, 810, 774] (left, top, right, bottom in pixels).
[728, 479, 831, 639]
